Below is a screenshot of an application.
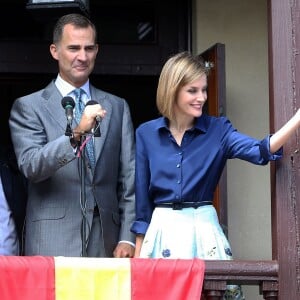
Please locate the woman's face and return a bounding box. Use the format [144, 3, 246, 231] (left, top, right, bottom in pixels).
[174, 74, 208, 119]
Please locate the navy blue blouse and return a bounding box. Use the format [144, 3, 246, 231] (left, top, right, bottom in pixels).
[130, 115, 283, 235]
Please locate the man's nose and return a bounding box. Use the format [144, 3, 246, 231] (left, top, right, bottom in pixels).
[77, 49, 88, 60]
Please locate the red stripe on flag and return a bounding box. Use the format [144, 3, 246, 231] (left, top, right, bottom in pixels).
[0, 256, 55, 300]
[131, 258, 205, 300]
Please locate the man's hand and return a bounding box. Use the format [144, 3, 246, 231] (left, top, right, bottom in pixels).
[73, 104, 106, 141]
[113, 242, 135, 258]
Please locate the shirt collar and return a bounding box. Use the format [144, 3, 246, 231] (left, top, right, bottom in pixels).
[156, 116, 208, 133]
[54, 74, 91, 98]
[194, 116, 208, 133]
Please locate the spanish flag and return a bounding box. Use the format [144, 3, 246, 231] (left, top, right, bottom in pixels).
[0, 256, 205, 300]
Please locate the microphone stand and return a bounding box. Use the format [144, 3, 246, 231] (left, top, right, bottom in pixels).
[78, 131, 98, 257]
[66, 128, 89, 257]
[79, 124, 99, 257]
[63, 98, 97, 257]
[64, 124, 73, 137]
[79, 133, 88, 257]
[65, 113, 100, 257]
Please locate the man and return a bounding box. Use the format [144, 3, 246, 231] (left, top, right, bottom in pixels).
[9, 14, 135, 257]
[0, 164, 19, 255]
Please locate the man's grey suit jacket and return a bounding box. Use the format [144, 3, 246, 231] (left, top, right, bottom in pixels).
[9, 80, 135, 257]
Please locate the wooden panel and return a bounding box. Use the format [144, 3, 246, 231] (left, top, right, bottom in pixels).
[268, 0, 300, 298]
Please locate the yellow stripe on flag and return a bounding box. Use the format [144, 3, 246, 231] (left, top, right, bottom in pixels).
[55, 257, 131, 300]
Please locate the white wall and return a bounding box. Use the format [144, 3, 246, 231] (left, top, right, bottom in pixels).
[193, 0, 270, 298]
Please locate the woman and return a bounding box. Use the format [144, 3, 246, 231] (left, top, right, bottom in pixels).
[130, 51, 300, 299]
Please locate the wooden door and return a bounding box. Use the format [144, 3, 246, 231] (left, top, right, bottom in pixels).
[199, 43, 227, 233]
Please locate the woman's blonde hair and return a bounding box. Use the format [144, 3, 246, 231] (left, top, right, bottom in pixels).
[156, 51, 209, 120]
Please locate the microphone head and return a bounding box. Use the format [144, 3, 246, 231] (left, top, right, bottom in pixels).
[86, 100, 101, 137]
[85, 100, 98, 106]
[61, 96, 75, 109]
[86, 100, 102, 122]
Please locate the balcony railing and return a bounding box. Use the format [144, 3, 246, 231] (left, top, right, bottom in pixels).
[202, 260, 279, 299]
[0, 257, 279, 299]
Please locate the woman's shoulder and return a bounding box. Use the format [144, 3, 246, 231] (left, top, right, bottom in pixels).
[137, 117, 164, 131]
[201, 114, 232, 127]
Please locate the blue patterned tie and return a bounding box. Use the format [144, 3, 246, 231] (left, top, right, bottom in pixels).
[74, 88, 96, 169]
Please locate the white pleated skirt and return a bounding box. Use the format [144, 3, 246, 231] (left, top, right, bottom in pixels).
[140, 205, 245, 299]
[140, 205, 232, 260]
[140, 205, 245, 300]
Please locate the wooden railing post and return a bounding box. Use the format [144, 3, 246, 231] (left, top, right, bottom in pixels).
[202, 260, 279, 300]
[203, 280, 226, 299]
[260, 281, 279, 300]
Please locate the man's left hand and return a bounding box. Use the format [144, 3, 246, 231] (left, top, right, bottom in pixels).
[113, 242, 135, 258]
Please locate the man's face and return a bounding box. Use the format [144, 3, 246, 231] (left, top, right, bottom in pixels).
[50, 24, 98, 87]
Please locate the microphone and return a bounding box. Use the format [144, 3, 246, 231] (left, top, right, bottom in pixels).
[61, 96, 75, 125]
[86, 100, 101, 137]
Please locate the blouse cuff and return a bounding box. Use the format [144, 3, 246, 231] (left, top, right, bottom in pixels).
[130, 220, 149, 235]
[260, 135, 283, 161]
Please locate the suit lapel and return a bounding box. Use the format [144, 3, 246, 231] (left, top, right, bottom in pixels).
[41, 82, 113, 175]
[42, 81, 67, 133]
[90, 86, 112, 167]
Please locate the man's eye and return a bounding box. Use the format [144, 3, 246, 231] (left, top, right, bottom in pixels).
[85, 46, 96, 51]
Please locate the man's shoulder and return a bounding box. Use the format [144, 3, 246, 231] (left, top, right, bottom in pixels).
[90, 85, 125, 102]
[17, 80, 55, 101]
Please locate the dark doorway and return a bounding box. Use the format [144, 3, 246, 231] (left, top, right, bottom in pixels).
[0, 0, 191, 151]
[89, 74, 159, 129]
[0, 74, 159, 148]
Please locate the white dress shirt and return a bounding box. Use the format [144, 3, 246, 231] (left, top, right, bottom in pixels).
[55, 74, 91, 101]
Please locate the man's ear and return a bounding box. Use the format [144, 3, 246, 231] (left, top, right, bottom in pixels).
[95, 43, 99, 56]
[50, 44, 58, 60]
